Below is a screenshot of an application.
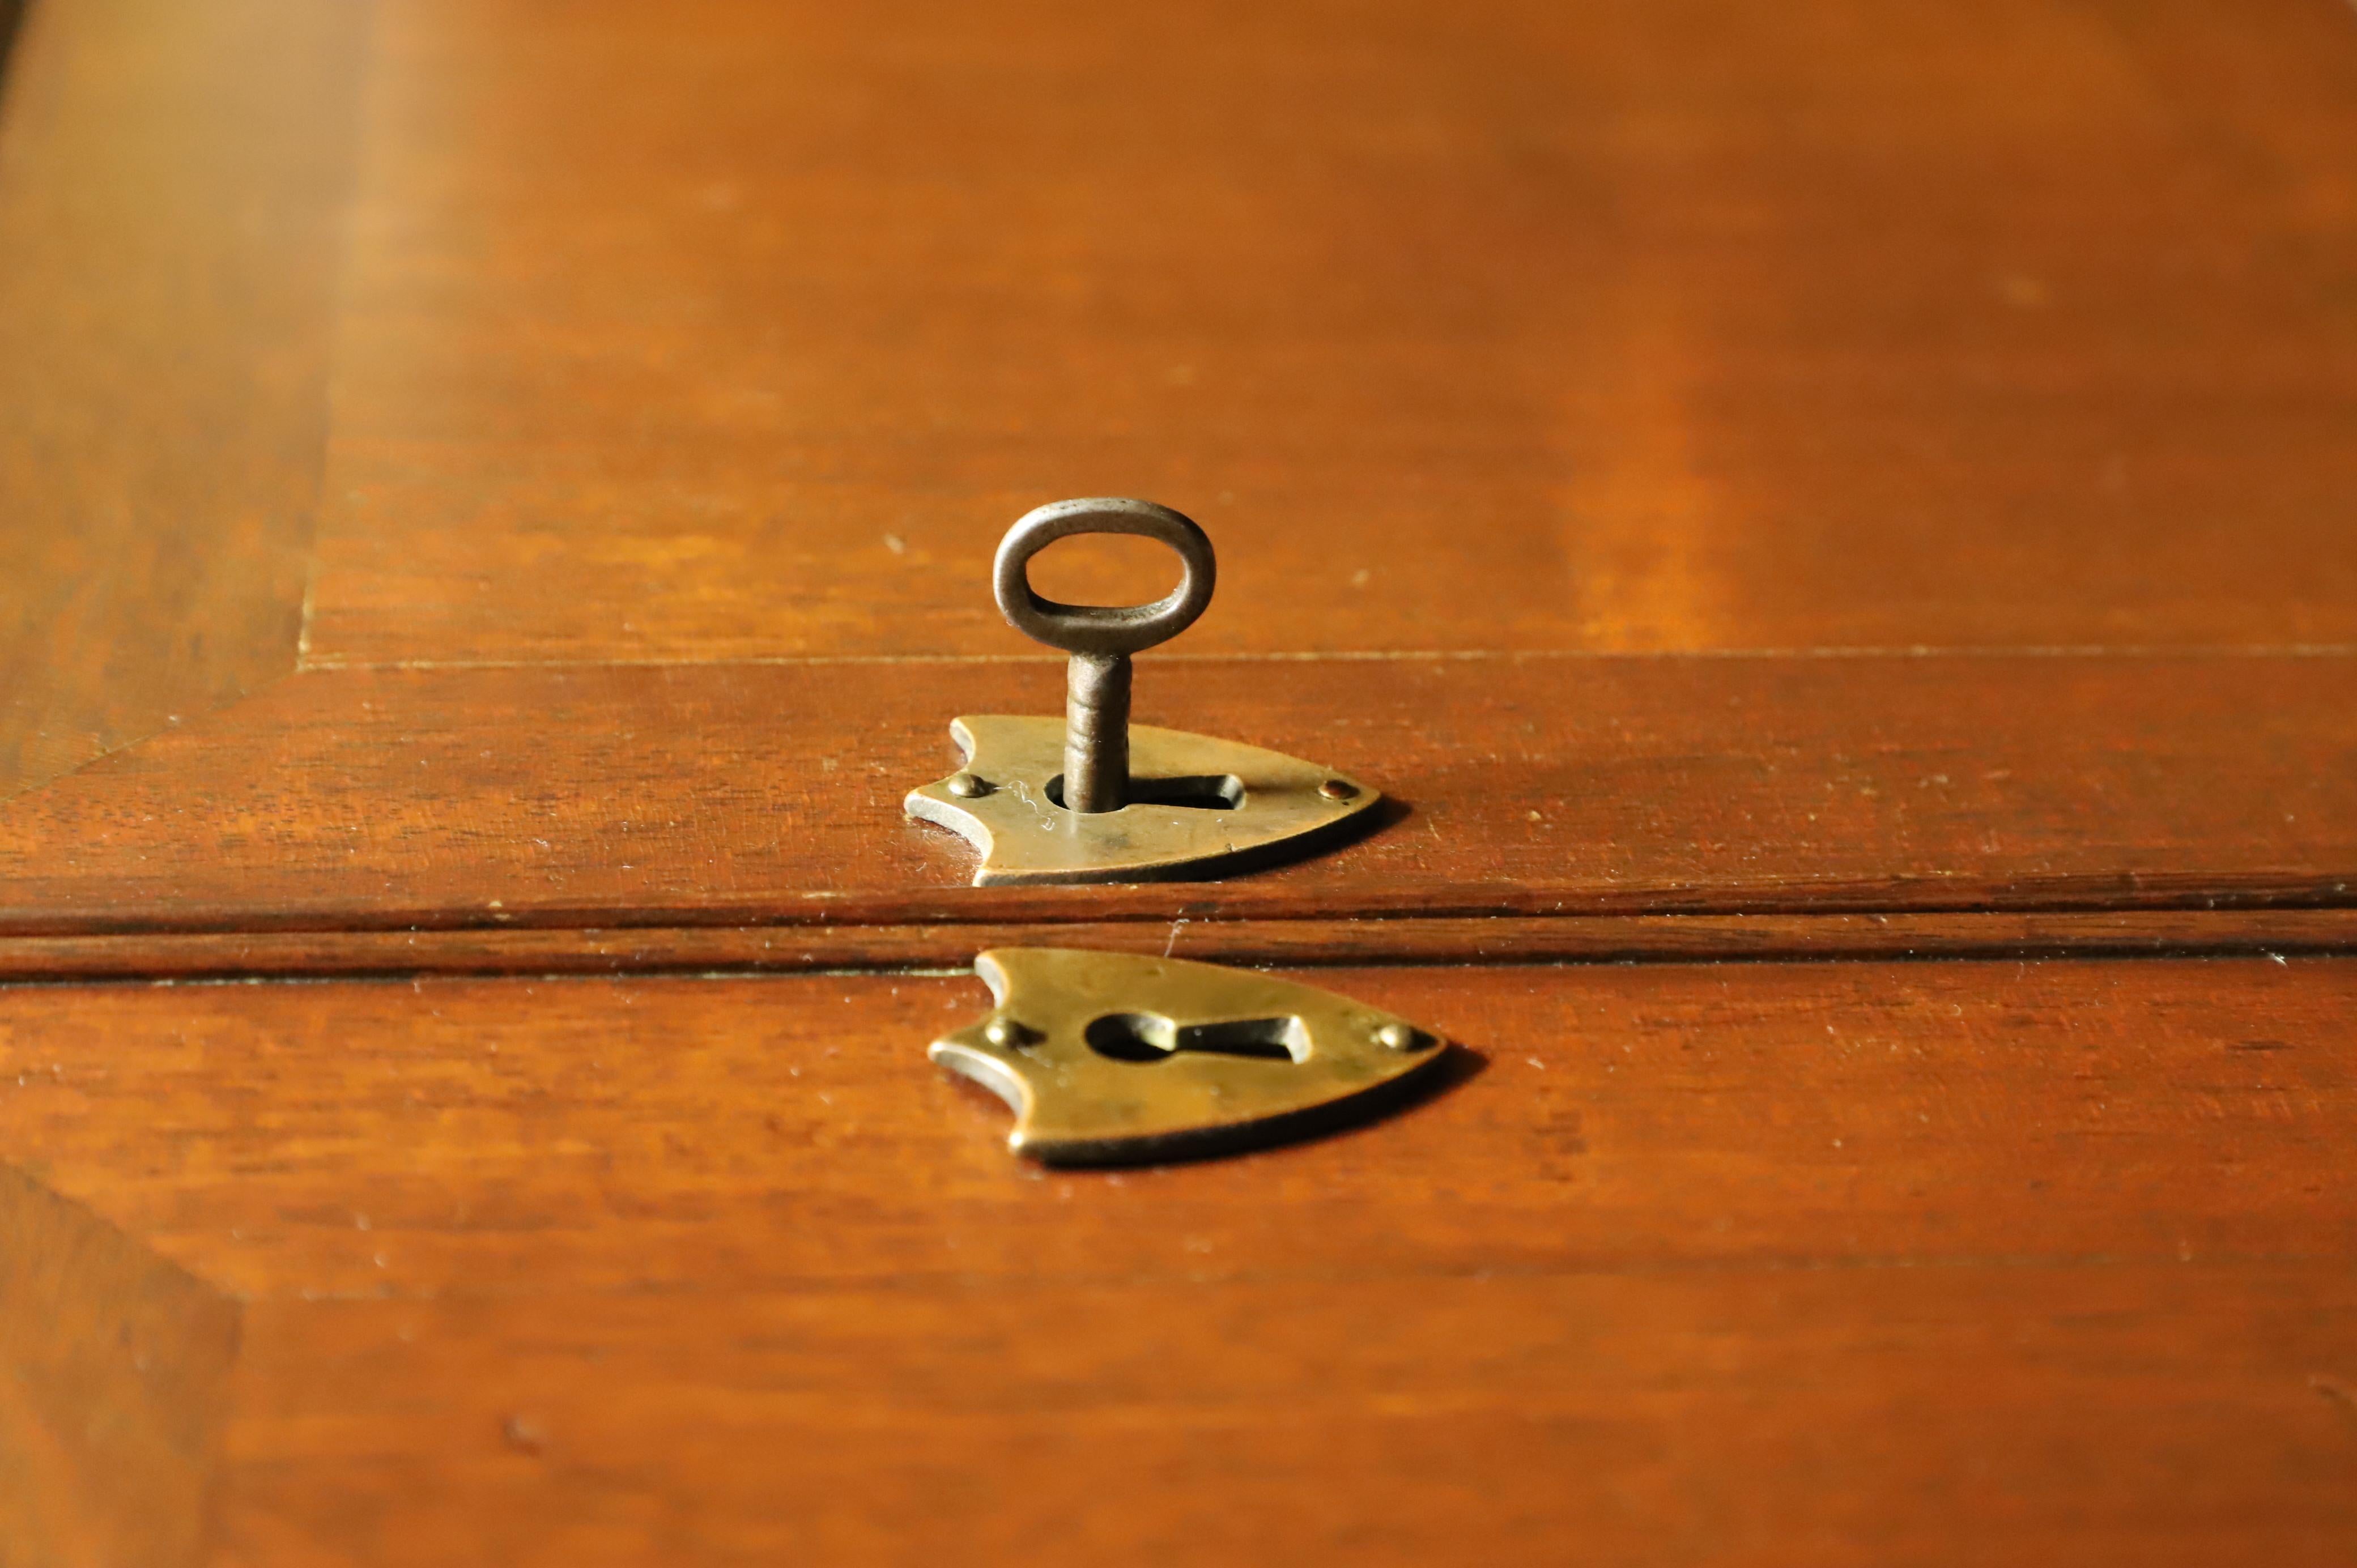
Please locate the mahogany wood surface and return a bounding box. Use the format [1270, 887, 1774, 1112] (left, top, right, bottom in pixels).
[0, 0, 2351, 957]
[305, 0, 2357, 666]
[1, 655, 2354, 949]
[3, 0, 2356, 1562]
[2, 958, 2354, 1562]
[0, 1167, 234, 1568]
[0, 0, 360, 800]
[220, 1263, 2356, 1567]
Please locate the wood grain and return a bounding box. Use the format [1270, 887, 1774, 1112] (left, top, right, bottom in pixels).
[0, 655, 2349, 944]
[0, 2, 23, 90]
[0, 1165, 236, 1568]
[4, 0, 2355, 1561]
[0, 0, 364, 799]
[304, 0, 2357, 667]
[216, 1265, 2357, 1567]
[0, 956, 2350, 1561]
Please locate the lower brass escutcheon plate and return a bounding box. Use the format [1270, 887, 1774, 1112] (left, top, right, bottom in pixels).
[905, 715, 1379, 885]
[930, 947, 1449, 1164]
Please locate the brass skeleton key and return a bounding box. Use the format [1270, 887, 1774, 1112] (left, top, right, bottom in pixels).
[992, 497, 1216, 815]
[905, 497, 1380, 885]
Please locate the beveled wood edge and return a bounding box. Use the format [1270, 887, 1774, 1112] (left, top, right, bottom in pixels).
[0, 0, 365, 799]
[4, 909, 2352, 983]
[0, 864, 2350, 941]
[0, 1163, 236, 1567]
[0, 871, 2352, 942]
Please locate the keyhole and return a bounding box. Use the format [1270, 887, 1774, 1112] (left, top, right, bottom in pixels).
[1084, 1013, 1309, 1064]
[1044, 773, 1243, 812]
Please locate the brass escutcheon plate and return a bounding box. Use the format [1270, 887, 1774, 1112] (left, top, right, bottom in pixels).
[930, 947, 1448, 1164]
[905, 715, 1379, 885]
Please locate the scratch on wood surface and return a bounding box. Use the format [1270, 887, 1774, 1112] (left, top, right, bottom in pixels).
[2309, 1374, 2357, 1430]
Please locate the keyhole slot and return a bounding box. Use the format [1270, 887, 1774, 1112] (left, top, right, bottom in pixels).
[1044, 773, 1243, 812]
[1084, 1012, 1309, 1064]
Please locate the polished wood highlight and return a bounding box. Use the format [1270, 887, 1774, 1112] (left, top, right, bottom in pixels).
[5, 0, 2355, 1560]
[0, 655, 2350, 942]
[305, 0, 2357, 667]
[0, 957, 2350, 1560]
[0, 0, 363, 799]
